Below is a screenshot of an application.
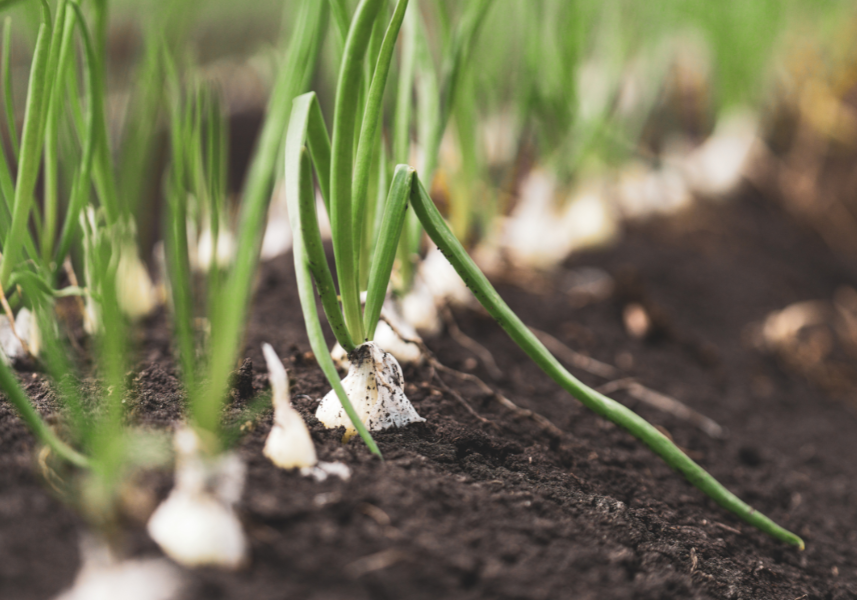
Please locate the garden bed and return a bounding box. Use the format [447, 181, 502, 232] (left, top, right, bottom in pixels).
[2, 186, 856, 600]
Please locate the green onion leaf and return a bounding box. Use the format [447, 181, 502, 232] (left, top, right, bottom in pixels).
[409, 174, 805, 550]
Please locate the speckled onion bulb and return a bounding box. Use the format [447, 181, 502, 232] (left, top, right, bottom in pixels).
[261, 343, 318, 469]
[316, 341, 424, 436]
[147, 427, 247, 569]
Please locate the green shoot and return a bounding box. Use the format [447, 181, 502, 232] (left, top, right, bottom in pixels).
[284, 0, 809, 538]
[295, 116, 354, 352]
[288, 25, 804, 542]
[0, 358, 89, 468]
[352, 0, 409, 289]
[287, 144, 380, 456]
[407, 176, 805, 550]
[158, 0, 329, 451]
[426, 0, 494, 183]
[0, 0, 161, 519]
[117, 35, 164, 231]
[328, 0, 350, 52]
[285, 92, 377, 454]
[392, 3, 415, 167]
[395, 0, 495, 289]
[0, 205, 164, 532]
[363, 164, 413, 340]
[328, 0, 385, 344]
[162, 50, 198, 405]
[54, 2, 98, 271]
[1, 17, 18, 162]
[284, 0, 418, 456]
[199, 0, 327, 448]
[0, 7, 51, 287]
[0, 0, 107, 301]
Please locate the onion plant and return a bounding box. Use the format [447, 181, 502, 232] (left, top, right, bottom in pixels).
[162, 0, 327, 452]
[0, 5, 172, 545]
[0, 204, 176, 600]
[286, 0, 804, 550]
[0, 5, 84, 362]
[0, 0, 156, 344]
[0, 0, 328, 568]
[149, 3, 328, 565]
[0, 199, 167, 536]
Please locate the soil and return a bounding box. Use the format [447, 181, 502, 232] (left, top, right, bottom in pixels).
[2, 186, 857, 600]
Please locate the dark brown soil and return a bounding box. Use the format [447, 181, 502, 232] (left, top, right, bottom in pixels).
[2, 187, 856, 600]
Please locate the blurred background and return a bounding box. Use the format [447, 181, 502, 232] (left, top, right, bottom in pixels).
[2, 0, 857, 291]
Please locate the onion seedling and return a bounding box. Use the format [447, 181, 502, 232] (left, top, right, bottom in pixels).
[0, 4, 87, 348]
[290, 150, 805, 547]
[199, 0, 328, 453]
[284, 0, 426, 457]
[285, 1, 804, 550]
[0, 2, 154, 351]
[151, 67, 251, 569]
[159, 0, 328, 448]
[149, 0, 329, 568]
[0, 205, 175, 597]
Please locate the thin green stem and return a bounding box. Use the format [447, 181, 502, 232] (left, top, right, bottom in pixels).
[364, 164, 412, 339]
[54, 2, 98, 270]
[305, 97, 333, 212]
[392, 2, 416, 166]
[358, 133, 381, 288]
[287, 92, 355, 352]
[395, 0, 494, 291]
[425, 0, 494, 186]
[291, 95, 354, 352]
[117, 34, 163, 228]
[91, 228, 130, 481]
[409, 175, 804, 550]
[328, 0, 350, 52]
[371, 139, 389, 244]
[0, 357, 89, 469]
[285, 103, 380, 456]
[449, 65, 479, 241]
[37, 0, 67, 141]
[75, 0, 118, 226]
[201, 0, 327, 442]
[163, 55, 197, 401]
[0, 102, 14, 231]
[395, 9, 435, 290]
[42, 102, 58, 260]
[41, 0, 69, 261]
[2, 17, 19, 163]
[329, 0, 384, 343]
[240, 0, 326, 244]
[0, 20, 51, 287]
[298, 176, 355, 352]
[40, 0, 78, 261]
[352, 0, 409, 290]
